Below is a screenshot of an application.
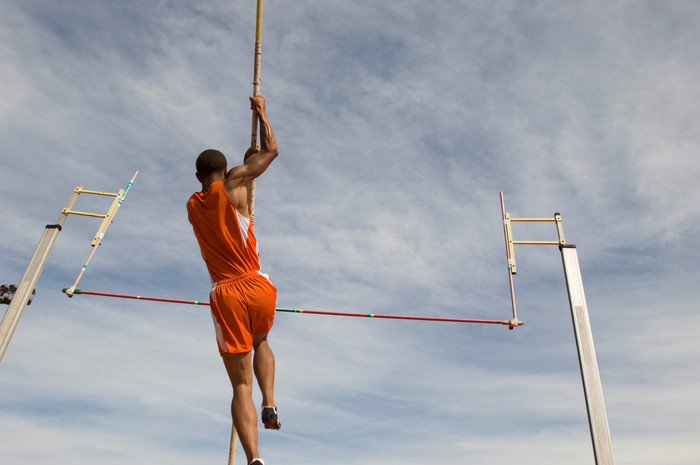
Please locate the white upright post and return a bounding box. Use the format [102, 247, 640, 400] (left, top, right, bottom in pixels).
[0, 188, 80, 363]
[560, 244, 615, 465]
[1, 175, 137, 365]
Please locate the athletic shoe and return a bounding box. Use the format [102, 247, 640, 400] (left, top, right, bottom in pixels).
[261, 406, 281, 430]
[249, 460, 264, 465]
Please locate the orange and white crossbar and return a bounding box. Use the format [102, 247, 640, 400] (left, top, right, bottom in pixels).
[64, 171, 138, 297]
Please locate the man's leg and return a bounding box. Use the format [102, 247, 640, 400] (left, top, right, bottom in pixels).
[222, 351, 260, 464]
[253, 332, 280, 429]
[252, 332, 275, 407]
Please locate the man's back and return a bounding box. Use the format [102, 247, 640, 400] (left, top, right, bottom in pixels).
[187, 180, 261, 282]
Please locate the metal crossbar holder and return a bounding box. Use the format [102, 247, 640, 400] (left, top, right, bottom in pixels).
[65, 172, 138, 295]
[73, 187, 119, 197]
[62, 209, 108, 218]
[509, 217, 558, 222]
[512, 240, 561, 245]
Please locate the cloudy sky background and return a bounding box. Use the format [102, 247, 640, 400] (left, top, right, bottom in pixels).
[2, 1, 699, 464]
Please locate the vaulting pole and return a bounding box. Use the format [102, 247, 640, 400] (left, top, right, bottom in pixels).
[248, 0, 264, 218]
[230, 3, 265, 460]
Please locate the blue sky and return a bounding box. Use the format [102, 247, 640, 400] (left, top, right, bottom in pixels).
[1, 1, 699, 464]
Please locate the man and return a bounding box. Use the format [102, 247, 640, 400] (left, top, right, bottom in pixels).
[187, 95, 280, 465]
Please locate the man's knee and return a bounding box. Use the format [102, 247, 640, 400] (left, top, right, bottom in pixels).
[252, 332, 269, 349]
[222, 351, 253, 386]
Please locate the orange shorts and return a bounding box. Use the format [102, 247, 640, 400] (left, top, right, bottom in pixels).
[209, 271, 277, 355]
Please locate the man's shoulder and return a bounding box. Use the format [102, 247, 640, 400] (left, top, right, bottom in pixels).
[188, 182, 234, 214]
[187, 191, 202, 207]
[189, 181, 225, 201]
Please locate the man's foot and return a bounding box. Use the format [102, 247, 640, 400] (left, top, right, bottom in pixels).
[261, 406, 281, 430]
[249, 459, 265, 465]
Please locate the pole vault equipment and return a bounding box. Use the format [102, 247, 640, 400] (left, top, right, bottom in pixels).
[500, 192, 615, 465]
[61, 288, 524, 327]
[1, 174, 138, 364]
[247, 0, 264, 217]
[65, 171, 139, 297]
[232, 3, 266, 461]
[0, 196, 77, 363]
[501, 191, 520, 329]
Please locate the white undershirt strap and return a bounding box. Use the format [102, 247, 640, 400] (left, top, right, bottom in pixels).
[236, 210, 250, 247]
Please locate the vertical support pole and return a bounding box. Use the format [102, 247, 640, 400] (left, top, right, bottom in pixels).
[0, 188, 81, 364]
[500, 192, 520, 329]
[554, 212, 566, 245]
[560, 244, 615, 465]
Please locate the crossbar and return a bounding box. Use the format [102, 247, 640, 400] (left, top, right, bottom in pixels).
[62, 288, 524, 327]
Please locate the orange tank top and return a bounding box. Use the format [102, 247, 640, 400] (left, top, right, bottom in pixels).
[187, 181, 261, 283]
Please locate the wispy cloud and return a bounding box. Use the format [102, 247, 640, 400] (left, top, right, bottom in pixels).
[2, 1, 700, 464]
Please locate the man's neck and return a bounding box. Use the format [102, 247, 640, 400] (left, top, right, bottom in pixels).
[200, 173, 225, 193]
[200, 180, 215, 193]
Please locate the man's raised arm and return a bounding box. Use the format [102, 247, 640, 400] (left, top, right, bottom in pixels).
[225, 95, 278, 189]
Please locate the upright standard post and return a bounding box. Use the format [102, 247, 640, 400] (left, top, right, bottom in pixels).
[500, 192, 520, 329]
[502, 194, 616, 464]
[0, 189, 81, 363]
[65, 171, 138, 296]
[560, 244, 615, 465]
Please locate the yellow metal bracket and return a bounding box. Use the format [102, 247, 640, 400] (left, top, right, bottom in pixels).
[508, 216, 566, 246]
[500, 192, 568, 329]
[503, 212, 517, 274]
[61, 209, 108, 219]
[73, 187, 120, 197]
[63, 171, 138, 297]
[61, 185, 127, 246]
[91, 189, 125, 246]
